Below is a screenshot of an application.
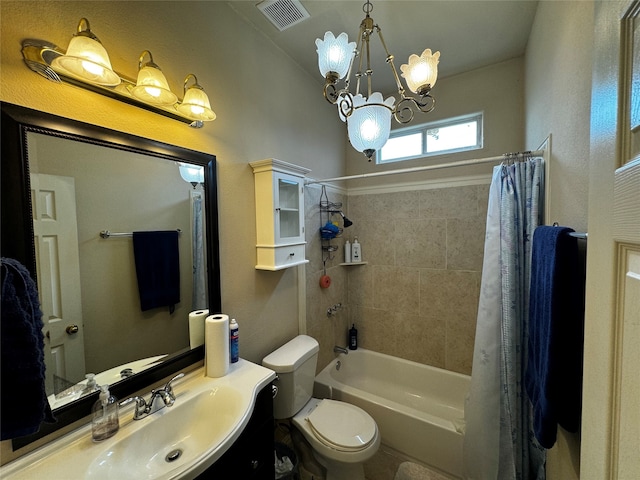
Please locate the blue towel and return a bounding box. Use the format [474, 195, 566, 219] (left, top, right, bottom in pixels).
[132, 231, 180, 313]
[525, 226, 585, 449]
[1, 258, 56, 440]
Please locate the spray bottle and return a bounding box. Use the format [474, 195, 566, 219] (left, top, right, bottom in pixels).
[230, 318, 239, 363]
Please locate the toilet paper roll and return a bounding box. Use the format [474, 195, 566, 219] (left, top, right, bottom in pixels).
[205, 314, 230, 378]
[189, 309, 209, 348]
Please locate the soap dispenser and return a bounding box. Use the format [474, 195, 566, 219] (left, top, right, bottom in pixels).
[92, 385, 119, 441]
[82, 373, 98, 394]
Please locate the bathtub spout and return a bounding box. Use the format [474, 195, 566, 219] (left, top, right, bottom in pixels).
[333, 346, 348, 355]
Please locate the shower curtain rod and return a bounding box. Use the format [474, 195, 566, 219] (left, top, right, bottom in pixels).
[304, 150, 545, 185]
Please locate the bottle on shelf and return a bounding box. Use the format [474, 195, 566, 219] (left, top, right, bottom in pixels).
[351, 237, 361, 262]
[344, 239, 351, 263]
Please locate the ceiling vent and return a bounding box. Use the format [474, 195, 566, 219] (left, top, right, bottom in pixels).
[257, 0, 310, 32]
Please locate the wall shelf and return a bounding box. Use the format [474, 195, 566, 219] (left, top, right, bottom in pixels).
[339, 262, 368, 266]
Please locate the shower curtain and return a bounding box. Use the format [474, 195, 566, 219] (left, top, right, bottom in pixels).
[463, 157, 546, 479]
[191, 190, 207, 310]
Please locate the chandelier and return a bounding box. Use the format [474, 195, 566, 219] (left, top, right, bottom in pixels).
[316, 0, 440, 160]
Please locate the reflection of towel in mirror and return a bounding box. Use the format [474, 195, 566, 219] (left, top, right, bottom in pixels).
[525, 226, 585, 449]
[132, 231, 180, 313]
[1, 257, 56, 440]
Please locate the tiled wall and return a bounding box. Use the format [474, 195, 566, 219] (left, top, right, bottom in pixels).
[305, 182, 490, 375]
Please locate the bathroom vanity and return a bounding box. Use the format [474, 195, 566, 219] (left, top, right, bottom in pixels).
[197, 382, 275, 479]
[0, 361, 276, 479]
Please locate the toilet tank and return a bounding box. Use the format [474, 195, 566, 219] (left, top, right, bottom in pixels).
[262, 335, 319, 419]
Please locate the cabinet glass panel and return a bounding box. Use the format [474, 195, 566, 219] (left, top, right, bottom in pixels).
[278, 178, 300, 239]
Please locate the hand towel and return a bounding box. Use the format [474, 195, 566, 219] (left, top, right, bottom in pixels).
[525, 226, 585, 449]
[1, 257, 56, 440]
[132, 231, 180, 313]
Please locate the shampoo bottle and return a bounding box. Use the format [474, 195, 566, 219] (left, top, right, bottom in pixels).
[349, 324, 358, 350]
[91, 385, 119, 441]
[352, 237, 361, 262]
[344, 239, 351, 263]
[230, 318, 239, 363]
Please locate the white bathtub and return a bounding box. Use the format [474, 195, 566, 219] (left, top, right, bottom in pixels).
[313, 348, 470, 478]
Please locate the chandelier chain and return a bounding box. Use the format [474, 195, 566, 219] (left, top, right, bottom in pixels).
[363, 0, 373, 16]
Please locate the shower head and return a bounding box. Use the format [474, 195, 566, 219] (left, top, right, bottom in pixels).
[334, 210, 353, 228]
[329, 209, 353, 228]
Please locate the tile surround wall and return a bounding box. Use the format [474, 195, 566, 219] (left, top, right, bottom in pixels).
[305, 182, 490, 375]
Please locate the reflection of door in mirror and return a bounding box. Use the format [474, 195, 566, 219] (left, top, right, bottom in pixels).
[31, 173, 86, 395]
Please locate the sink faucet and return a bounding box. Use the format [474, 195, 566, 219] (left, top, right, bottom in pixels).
[121, 372, 184, 420]
[333, 346, 348, 355]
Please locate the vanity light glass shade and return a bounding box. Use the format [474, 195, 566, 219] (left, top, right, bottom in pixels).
[347, 92, 394, 155]
[315, 32, 355, 79]
[51, 18, 120, 87]
[176, 75, 216, 122]
[400, 49, 440, 94]
[132, 51, 178, 106]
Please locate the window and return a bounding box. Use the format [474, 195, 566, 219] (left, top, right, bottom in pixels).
[378, 112, 483, 164]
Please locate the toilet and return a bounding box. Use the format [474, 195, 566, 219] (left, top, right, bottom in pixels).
[263, 335, 380, 480]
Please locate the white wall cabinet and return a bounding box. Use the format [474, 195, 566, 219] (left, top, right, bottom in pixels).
[250, 159, 310, 270]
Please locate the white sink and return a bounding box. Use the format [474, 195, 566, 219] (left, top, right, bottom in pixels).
[1, 359, 276, 480]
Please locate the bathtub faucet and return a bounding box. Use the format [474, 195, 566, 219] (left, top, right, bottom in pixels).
[333, 345, 348, 355]
[327, 303, 343, 317]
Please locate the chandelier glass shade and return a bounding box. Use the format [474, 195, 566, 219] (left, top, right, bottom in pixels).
[316, 1, 440, 160]
[316, 32, 356, 80]
[345, 93, 395, 158]
[400, 49, 440, 95]
[178, 162, 205, 187]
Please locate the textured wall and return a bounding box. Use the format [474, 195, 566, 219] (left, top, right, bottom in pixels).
[524, 2, 595, 479]
[344, 183, 488, 375]
[0, 1, 347, 368]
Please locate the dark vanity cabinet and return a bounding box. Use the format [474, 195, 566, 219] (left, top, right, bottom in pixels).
[197, 384, 275, 479]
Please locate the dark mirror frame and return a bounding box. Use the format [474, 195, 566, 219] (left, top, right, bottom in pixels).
[1, 102, 222, 449]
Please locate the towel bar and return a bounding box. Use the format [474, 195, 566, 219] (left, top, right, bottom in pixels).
[100, 229, 181, 239]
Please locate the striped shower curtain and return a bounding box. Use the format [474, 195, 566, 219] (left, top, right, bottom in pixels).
[463, 157, 546, 479]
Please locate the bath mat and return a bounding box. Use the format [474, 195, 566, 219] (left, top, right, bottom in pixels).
[393, 461, 453, 480]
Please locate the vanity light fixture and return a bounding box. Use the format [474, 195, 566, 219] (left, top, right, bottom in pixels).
[132, 50, 178, 106]
[22, 18, 215, 128]
[316, 0, 440, 160]
[50, 18, 120, 87]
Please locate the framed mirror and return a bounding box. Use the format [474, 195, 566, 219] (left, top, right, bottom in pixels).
[1, 102, 221, 448]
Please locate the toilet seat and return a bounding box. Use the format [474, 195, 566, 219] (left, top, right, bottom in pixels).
[304, 399, 377, 452]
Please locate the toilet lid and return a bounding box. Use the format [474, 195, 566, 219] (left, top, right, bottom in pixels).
[305, 399, 376, 451]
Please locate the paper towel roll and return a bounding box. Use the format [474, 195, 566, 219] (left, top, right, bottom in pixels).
[205, 314, 230, 378]
[189, 309, 209, 348]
